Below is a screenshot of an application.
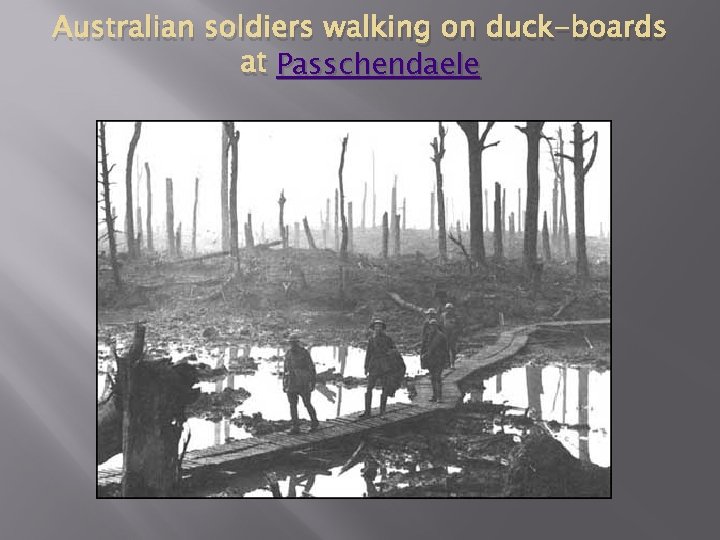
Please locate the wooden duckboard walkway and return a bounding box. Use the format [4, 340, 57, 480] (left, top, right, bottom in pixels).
[97, 318, 609, 487]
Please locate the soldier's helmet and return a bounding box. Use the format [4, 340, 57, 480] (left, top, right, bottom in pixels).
[429, 318, 440, 326]
[444, 303, 454, 310]
[370, 318, 386, 329]
[288, 331, 301, 342]
[426, 308, 438, 316]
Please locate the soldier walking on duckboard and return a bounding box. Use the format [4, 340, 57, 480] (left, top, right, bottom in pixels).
[422, 319, 449, 402]
[283, 332, 320, 434]
[360, 319, 404, 418]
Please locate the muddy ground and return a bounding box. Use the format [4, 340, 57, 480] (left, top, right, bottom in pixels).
[97, 235, 610, 497]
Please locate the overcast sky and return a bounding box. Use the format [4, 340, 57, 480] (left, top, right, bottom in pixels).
[99, 121, 610, 249]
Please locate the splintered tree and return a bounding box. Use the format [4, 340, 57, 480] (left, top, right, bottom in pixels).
[494, 182, 503, 262]
[430, 122, 448, 263]
[391, 175, 398, 255]
[502, 188, 506, 233]
[98, 122, 121, 289]
[191, 177, 199, 256]
[557, 127, 571, 259]
[135, 157, 143, 256]
[175, 223, 182, 258]
[278, 190, 287, 248]
[145, 162, 153, 252]
[302, 217, 317, 249]
[334, 188, 339, 250]
[338, 135, 349, 261]
[382, 212, 389, 259]
[165, 178, 175, 257]
[220, 124, 230, 251]
[458, 121, 498, 265]
[516, 121, 545, 275]
[224, 122, 240, 258]
[245, 213, 255, 248]
[430, 190, 435, 237]
[347, 202, 354, 252]
[125, 122, 142, 258]
[361, 182, 367, 230]
[394, 213, 401, 257]
[557, 122, 599, 283]
[542, 211, 552, 262]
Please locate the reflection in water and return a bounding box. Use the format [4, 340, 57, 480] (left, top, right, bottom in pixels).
[470, 363, 610, 467]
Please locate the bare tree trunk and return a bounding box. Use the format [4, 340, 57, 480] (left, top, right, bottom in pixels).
[145, 162, 153, 252]
[361, 182, 367, 230]
[220, 124, 230, 251]
[542, 211, 552, 262]
[558, 128, 571, 259]
[458, 121, 497, 265]
[518, 188, 522, 233]
[245, 213, 255, 248]
[394, 213, 401, 257]
[278, 190, 287, 249]
[224, 122, 240, 259]
[192, 177, 199, 256]
[338, 135, 349, 261]
[431, 122, 448, 262]
[517, 122, 545, 274]
[509, 212, 515, 236]
[557, 122, 598, 283]
[303, 217, 317, 249]
[136, 207, 143, 257]
[430, 191, 435, 237]
[348, 202, 354, 252]
[165, 178, 175, 257]
[484, 189, 489, 232]
[124, 122, 142, 258]
[325, 198, 330, 248]
[494, 182, 503, 262]
[175, 223, 182, 259]
[382, 212, 389, 259]
[502, 188, 506, 234]
[99, 122, 122, 289]
[294, 222, 300, 248]
[334, 188, 339, 251]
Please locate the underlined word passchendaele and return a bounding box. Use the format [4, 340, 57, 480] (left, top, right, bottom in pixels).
[277, 51, 481, 79]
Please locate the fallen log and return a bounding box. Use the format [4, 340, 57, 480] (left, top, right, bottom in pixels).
[387, 292, 426, 314]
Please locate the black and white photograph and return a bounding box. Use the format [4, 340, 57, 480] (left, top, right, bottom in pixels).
[96, 121, 610, 498]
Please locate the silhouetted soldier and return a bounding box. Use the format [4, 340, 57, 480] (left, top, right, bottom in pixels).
[283, 331, 319, 434]
[441, 303, 461, 368]
[422, 319, 449, 402]
[420, 308, 439, 365]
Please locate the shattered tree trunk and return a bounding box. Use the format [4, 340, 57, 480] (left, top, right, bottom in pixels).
[192, 177, 199, 256]
[382, 212, 389, 259]
[220, 124, 230, 251]
[325, 198, 330, 248]
[431, 122, 448, 263]
[99, 122, 122, 289]
[245, 213, 255, 248]
[348, 202, 354, 252]
[302, 217, 317, 249]
[518, 188, 522, 233]
[114, 324, 199, 497]
[402, 198, 406, 230]
[278, 190, 287, 249]
[394, 213, 401, 257]
[334, 188, 339, 251]
[175, 223, 182, 258]
[558, 128, 571, 259]
[509, 212, 515, 237]
[224, 122, 240, 259]
[542, 211, 552, 262]
[502, 188, 506, 233]
[165, 178, 175, 257]
[145, 162, 153, 252]
[494, 182, 503, 262]
[518, 121, 545, 275]
[458, 121, 498, 265]
[361, 182, 367, 230]
[125, 122, 142, 259]
[391, 176, 397, 256]
[430, 191, 435, 237]
[294, 222, 300, 248]
[558, 122, 599, 284]
[338, 135, 349, 261]
[484, 189, 489, 232]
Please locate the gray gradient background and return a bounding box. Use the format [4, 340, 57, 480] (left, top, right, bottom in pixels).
[0, 0, 716, 538]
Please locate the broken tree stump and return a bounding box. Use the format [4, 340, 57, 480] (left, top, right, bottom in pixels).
[302, 217, 317, 249]
[382, 212, 389, 259]
[118, 324, 199, 497]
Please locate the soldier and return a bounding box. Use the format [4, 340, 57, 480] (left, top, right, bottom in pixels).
[360, 319, 401, 418]
[441, 303, 461, 368]
[283, 331, 319, 434]
[420, 308, 439, 368]
[422, 319, 449, 402]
